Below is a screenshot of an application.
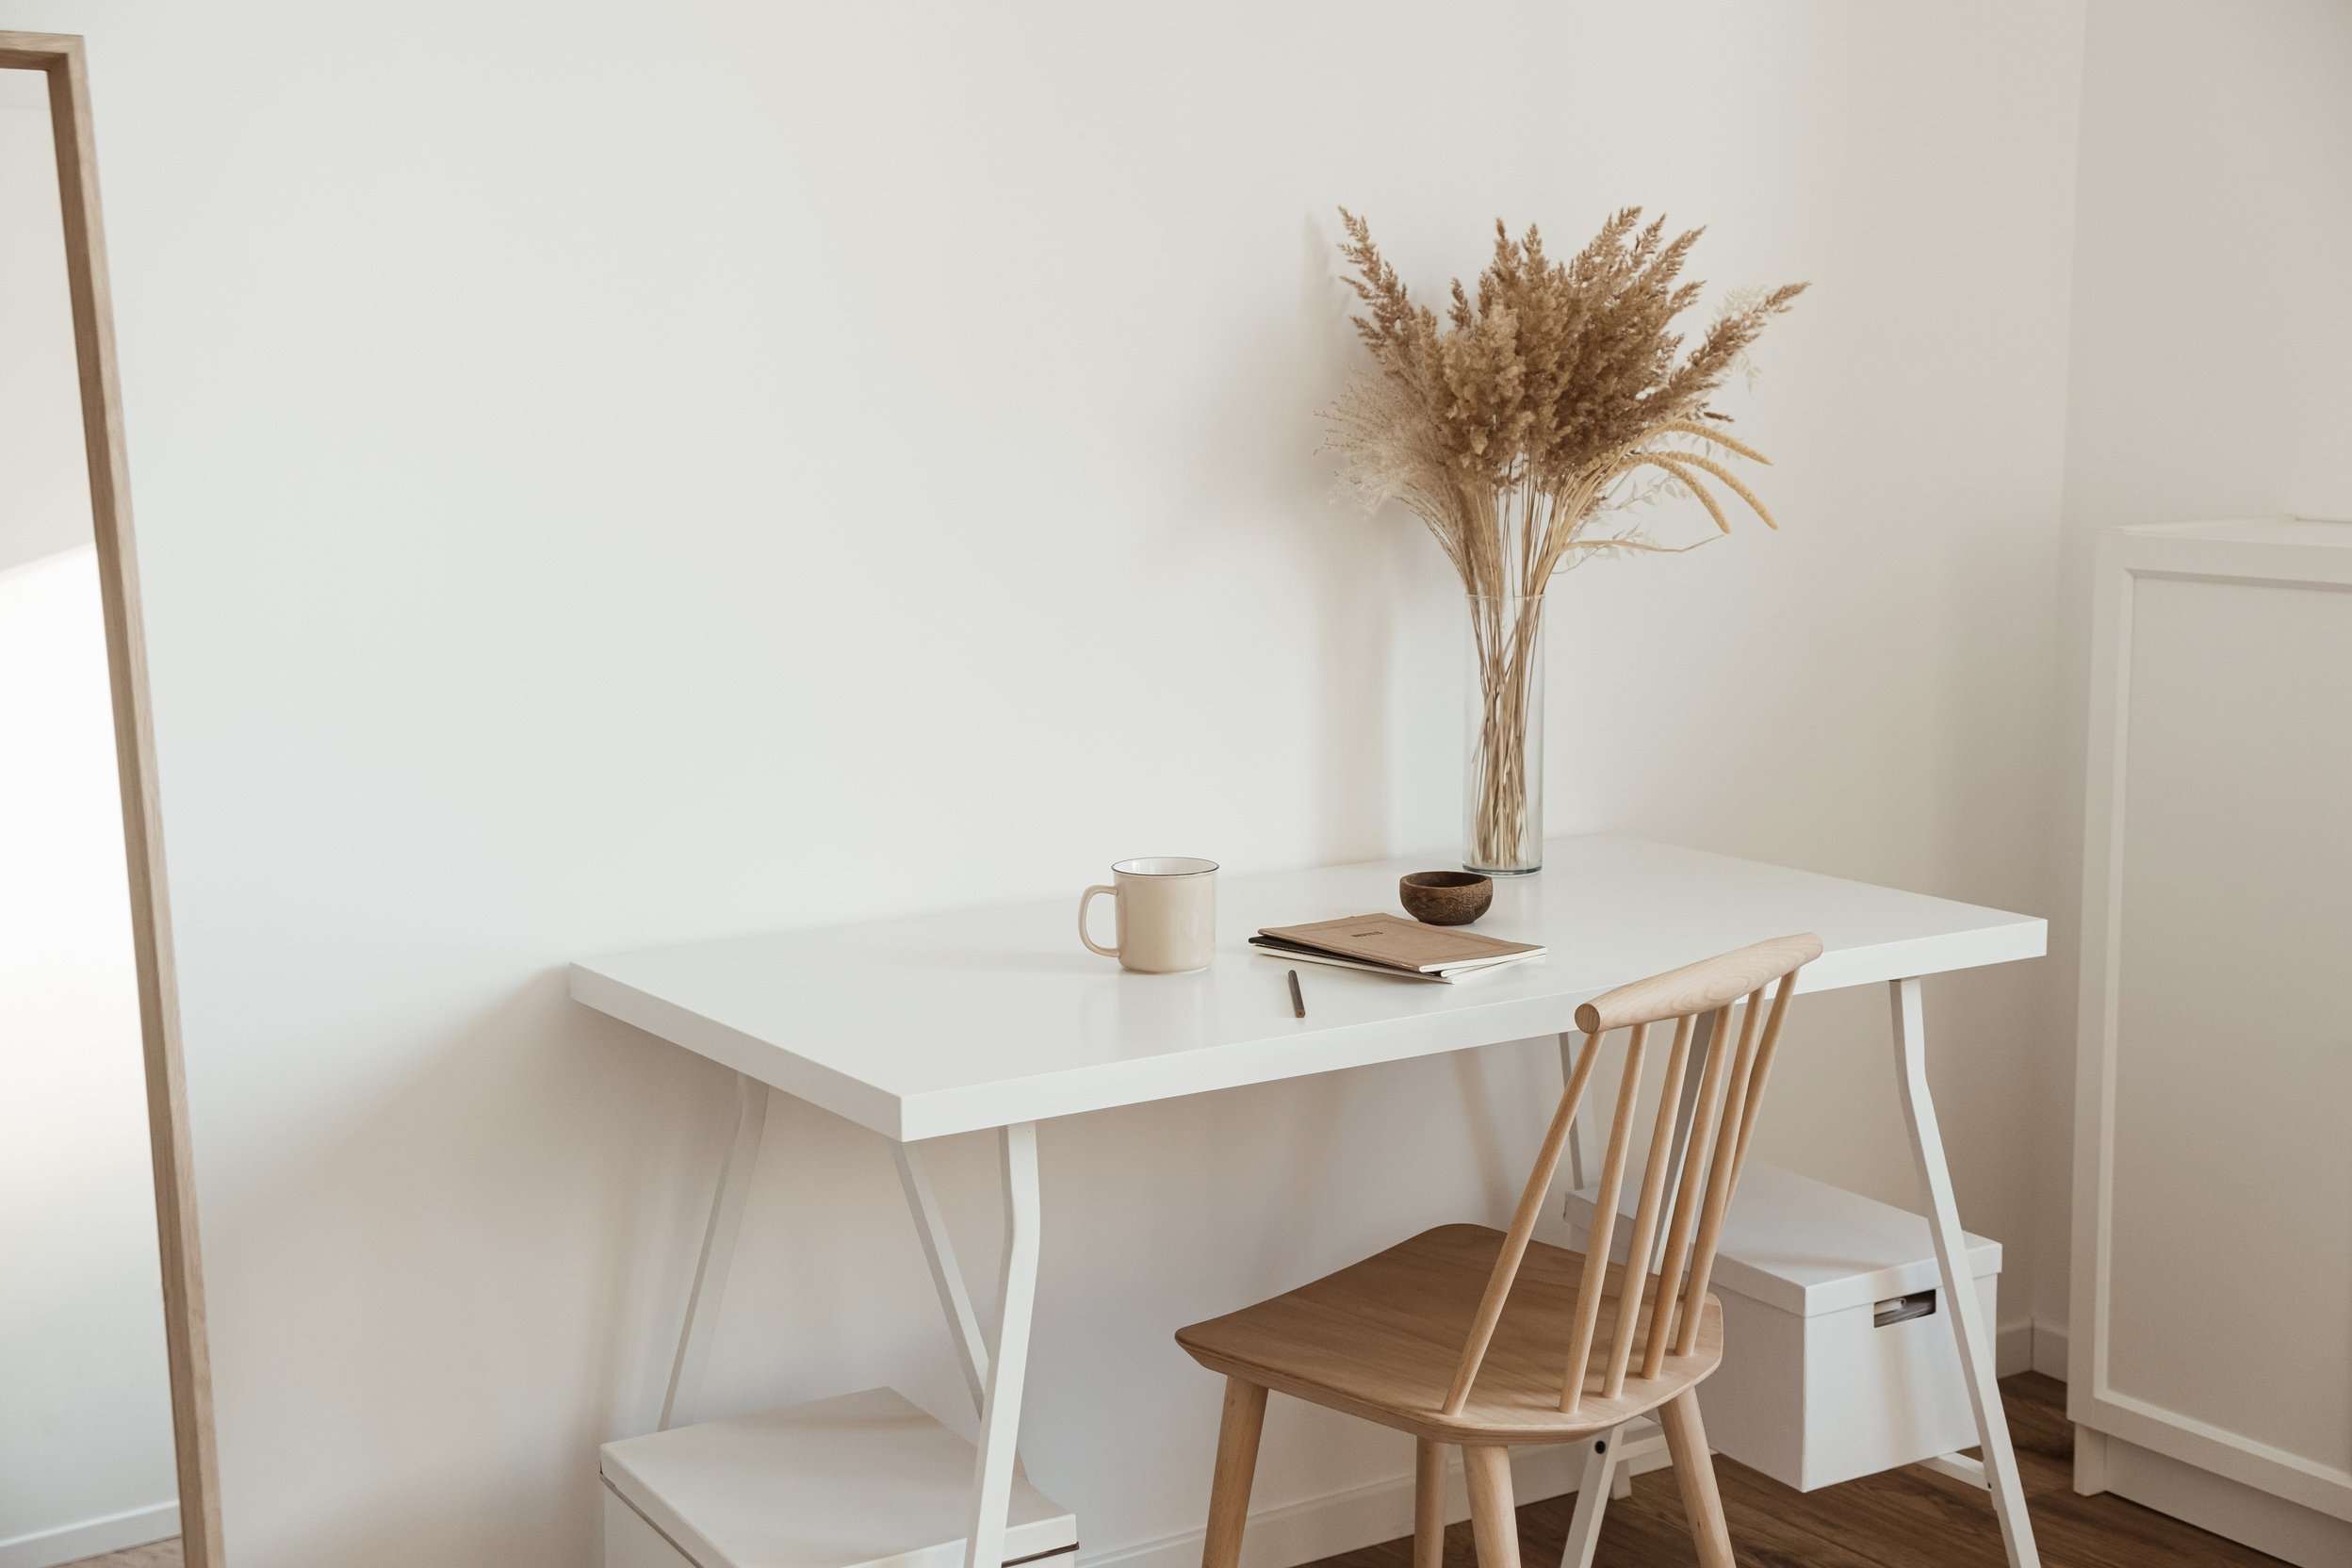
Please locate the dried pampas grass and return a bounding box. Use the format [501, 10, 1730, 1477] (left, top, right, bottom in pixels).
[1324, 207, 1805, 598]
[1321, 209, 1805, 870]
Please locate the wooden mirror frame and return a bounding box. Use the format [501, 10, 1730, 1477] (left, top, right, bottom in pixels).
[0, 31, 223, 1567]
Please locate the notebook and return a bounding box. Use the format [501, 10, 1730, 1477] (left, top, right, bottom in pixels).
[1250, 913, 1544, 983]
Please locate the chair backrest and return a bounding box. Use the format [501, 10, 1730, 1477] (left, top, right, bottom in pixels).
[1441, 932, 1822, 1417]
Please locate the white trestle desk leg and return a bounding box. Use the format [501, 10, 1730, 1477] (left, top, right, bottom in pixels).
[893, 1140, 992, 1412]
[966, 1121, 1042, 1568]
[662, 1073, 771, 1430]
[1889, 978, 2040, 1568]
[1558, 1425, 1623, 1568]
[1923, 1451, 1989, 1489]
[1561, 1033, 1590, 1192]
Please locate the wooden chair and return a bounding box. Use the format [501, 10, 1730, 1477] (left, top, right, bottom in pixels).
[1174, 932, 1822, 1568]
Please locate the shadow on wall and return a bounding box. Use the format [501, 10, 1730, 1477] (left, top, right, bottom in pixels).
[199, 974, 722, 1566]
[1170, 211, 1435, 867]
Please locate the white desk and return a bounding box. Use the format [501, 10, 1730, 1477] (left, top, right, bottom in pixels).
[573, 835, 2048, 1568]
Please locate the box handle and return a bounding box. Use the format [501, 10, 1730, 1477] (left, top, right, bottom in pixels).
[1873, 1289, 1936, 1328]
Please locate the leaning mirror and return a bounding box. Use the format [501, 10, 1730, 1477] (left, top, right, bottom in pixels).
[0, 33, 221, 1568]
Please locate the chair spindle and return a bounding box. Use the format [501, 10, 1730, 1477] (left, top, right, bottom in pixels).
[1642, 1004, 1736, 1379]
[1601, 1011, 1696, 1397]
[1442, 1023, 1608, 1415]
[1727, 972, 1799, 1193]
[1673, 989, 1768, 1357]
[1559, 1021, 1648, 1414]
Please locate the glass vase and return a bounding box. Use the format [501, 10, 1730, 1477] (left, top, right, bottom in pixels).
[1463, 593, 1545, 875]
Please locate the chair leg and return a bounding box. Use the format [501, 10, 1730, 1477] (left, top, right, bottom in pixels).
[1201, 1378, 1268, 1568]
[1413, 1439, 1446, 1568]
[1462, 1446, 1521, 1568]
[1658, 1391, 1734, 1568]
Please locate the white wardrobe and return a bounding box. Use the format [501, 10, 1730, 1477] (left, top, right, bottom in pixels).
[2069, 519, 2352, 1568]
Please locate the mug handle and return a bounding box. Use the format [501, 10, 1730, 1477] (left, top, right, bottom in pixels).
[1078, 884, 1121, 958]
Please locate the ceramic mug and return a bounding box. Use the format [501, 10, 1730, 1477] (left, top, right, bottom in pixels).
[1078, 857, 1218, 973]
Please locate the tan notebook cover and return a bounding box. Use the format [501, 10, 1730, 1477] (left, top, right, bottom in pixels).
[1254, 913, 1544, 973]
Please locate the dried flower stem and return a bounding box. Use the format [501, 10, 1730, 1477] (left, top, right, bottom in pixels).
[1467, 591, 1544, 870]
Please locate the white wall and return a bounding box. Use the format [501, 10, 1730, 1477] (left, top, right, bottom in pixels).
[0, 4, 2089, 1564]
[2035, 0, 2352, 1345]
[0, 66, 179, 1568]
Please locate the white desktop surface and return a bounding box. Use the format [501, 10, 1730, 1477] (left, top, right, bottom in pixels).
[570, 835, 2045, 1142]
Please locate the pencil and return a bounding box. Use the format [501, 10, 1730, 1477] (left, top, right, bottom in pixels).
[1287, 968, 1306, 1019]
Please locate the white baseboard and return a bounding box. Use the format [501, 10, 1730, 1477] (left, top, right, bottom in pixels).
[1082, 1435, 1673, 1568]
[2030, 1319, 2068, 1381]
[0, 1501, 178, 1568]
[2103, 1430, 2352, 1568]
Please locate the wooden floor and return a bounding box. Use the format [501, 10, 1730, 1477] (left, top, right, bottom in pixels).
[60, 1541, 179, 1568]
[1307, 1375, 2283, 1568]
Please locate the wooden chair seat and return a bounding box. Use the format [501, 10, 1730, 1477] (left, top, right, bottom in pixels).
[1176, 1223, 1723, 1445]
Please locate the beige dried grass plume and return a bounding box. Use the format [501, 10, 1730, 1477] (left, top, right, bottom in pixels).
[1322, 207, 1806, 599]
[1323, 210, 1805, 870]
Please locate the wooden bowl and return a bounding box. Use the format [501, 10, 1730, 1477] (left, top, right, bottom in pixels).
[1399, 871, 1494, 926]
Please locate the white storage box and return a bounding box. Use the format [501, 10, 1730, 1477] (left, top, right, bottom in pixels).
[1566, 1161, 1999, 1492]
[600, 1387, 1077, 1568]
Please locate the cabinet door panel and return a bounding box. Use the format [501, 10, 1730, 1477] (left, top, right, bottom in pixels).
[2110, 574, 2352, 1476]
